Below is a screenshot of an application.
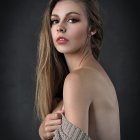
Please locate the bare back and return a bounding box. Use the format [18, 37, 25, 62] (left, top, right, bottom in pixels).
[65, 58, 120, 140]
[85, 66, 120, 140]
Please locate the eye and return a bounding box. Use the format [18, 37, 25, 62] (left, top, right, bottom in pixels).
[67, 18, 80, 23]
[51, 19, 59, 25]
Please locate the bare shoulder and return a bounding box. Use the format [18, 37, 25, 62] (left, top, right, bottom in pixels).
[64, 65, 119, 107]
[64, 66, 119, 117]
[63, 67, 98, 102]
[63, 68, 91, 101]
[64, 68, 90, 89]
[64, 67, 117, 100]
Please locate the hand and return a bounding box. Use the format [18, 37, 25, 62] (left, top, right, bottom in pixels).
[39, 110, 64, 140]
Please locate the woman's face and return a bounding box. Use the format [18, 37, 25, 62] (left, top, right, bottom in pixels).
[51, 0, 90, 54]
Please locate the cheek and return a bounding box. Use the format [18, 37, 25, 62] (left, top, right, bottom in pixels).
[70, 26, 88, 43]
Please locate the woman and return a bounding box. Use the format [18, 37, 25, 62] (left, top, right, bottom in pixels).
[35, 0, 120, 139]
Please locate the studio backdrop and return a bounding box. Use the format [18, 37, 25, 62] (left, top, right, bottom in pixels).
[0, 0, 139, 140]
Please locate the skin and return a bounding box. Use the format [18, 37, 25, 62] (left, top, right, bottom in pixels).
[39, 0, 120, 140]
[39, 102, 64, 140]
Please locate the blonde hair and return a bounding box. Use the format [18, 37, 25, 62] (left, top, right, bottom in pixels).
[35, 0, 103, 121]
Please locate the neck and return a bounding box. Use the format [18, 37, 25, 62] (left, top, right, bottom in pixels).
[64, 48, 96, 72]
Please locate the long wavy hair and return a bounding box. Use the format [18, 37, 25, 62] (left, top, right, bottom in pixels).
[35, 0, 103, 121]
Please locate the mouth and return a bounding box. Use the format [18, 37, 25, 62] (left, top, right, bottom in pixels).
[56, 36, 69, 45]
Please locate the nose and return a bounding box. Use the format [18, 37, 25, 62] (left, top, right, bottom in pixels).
[57, 25, 66, 33]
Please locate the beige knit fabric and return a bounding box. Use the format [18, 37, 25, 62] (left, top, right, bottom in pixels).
[53, 114, 92, 140]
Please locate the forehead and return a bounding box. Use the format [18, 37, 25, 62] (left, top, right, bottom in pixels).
[51, 0, 86, 16]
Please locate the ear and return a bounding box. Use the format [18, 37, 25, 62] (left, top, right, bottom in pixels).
[88, 26, 97, 36]
[91, 29, 96, 36]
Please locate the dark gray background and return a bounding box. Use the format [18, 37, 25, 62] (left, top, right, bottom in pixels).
[0, 0, 139, 140]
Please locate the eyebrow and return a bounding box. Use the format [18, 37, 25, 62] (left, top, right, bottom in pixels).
[51, 11, 81, 17]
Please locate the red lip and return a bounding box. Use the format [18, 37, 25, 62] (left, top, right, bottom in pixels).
[56, 36, 69, 44]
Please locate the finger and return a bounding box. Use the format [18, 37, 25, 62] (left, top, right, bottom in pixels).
[45, 119, 62, 126]
[45, 125, 61, 132]
[43, 131, 55, 140]
[47, 113, 62, 120]
[56, 110, 64, 114]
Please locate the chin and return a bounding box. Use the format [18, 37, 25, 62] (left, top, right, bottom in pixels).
[55, 44, 81, 54]
[55, 48, 71, 54]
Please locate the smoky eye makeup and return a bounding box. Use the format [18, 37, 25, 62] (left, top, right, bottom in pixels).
[50, 17, 80, 25]
[66, 13, 81, 22]
[66, 16, 80, 23]
[50, 12, 81, 25]
[50, 15, 60, 25]
[50, 18, 59, 25]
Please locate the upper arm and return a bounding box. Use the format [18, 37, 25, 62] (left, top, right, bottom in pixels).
[63, 73, 91, 135]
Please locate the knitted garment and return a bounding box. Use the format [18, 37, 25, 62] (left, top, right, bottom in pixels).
[52, 114, 92, 140]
